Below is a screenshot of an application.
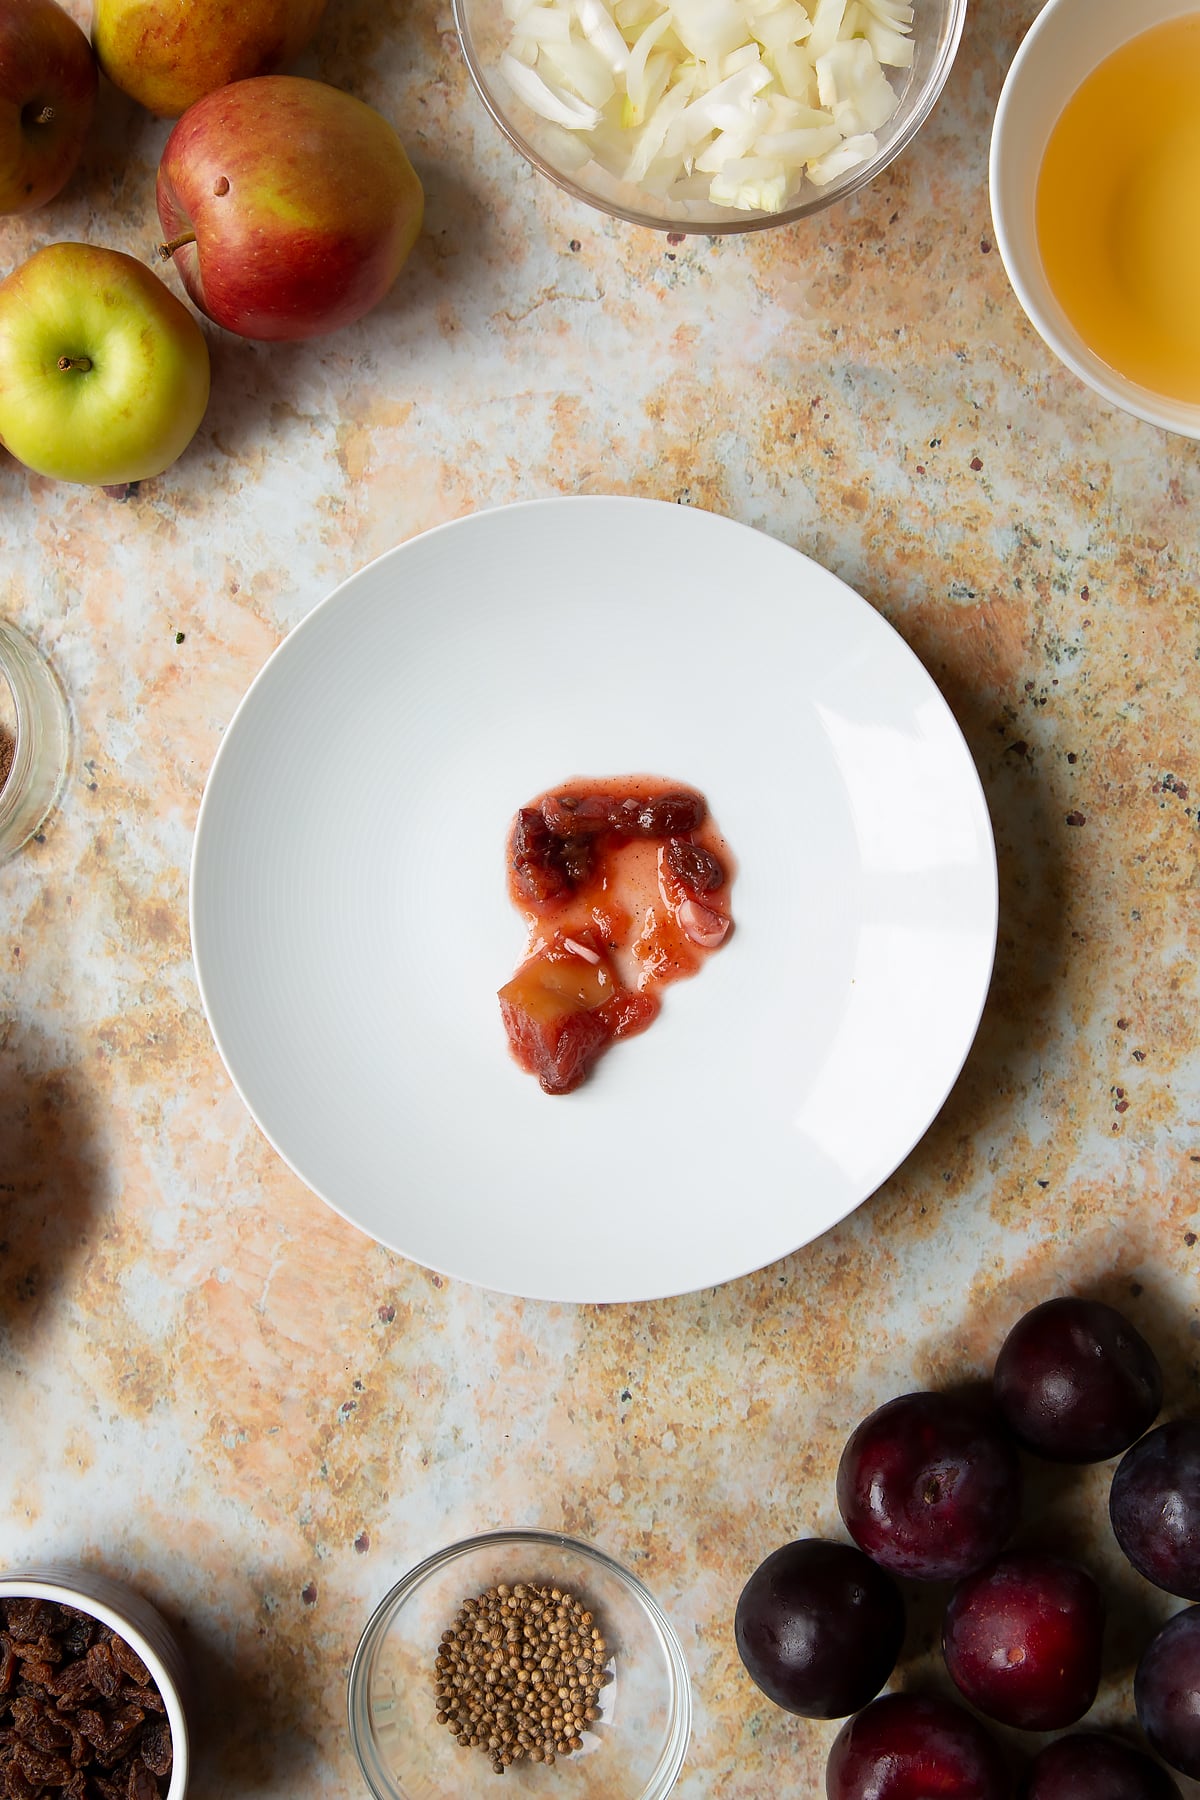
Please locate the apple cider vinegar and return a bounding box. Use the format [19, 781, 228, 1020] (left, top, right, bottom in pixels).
[1036, 14, 1200, 403]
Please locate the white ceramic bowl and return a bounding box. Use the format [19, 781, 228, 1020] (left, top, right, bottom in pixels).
[989, 0, 1200, 437]
[0, 1565, 190, 1800]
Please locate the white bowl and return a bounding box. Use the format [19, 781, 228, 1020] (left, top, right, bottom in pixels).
[989, 0, 1200, 437]
[0, 1565, 190, 1800]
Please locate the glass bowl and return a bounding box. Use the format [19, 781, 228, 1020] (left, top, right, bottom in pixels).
[453, 0, 966, 231]
[0, 620, 70, 862]
[348, 1529, 692, 1800]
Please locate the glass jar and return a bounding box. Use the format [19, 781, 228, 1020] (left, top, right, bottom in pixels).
[0, 621, 70, 862]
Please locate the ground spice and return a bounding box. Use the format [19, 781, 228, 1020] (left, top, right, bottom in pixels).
[0, 731, 12, 793]
[434, 1581, 610, 1774]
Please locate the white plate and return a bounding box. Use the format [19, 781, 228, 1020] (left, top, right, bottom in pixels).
[191, 498, 997, 1304]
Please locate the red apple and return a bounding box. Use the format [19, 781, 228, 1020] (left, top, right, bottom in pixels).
[0, 0, 97, 214]
[92, 0, 327, 120]
[155, 76, 424, 342]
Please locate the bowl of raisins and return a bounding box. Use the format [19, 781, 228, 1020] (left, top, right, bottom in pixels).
[0, 1564, 189, 1800]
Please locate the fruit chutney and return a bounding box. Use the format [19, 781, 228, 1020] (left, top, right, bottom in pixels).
[498, 775, 735, 1094]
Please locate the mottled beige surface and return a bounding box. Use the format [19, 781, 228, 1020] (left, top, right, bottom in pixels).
[0, 0, 1199, 1794]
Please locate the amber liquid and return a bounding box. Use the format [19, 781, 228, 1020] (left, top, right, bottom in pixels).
[1036, 14, 1200, 403]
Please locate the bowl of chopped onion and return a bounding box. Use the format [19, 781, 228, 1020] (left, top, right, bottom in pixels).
[453, 0, 966, 228]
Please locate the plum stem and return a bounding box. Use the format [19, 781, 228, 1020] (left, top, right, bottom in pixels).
[56, 355, 91, 373]
[157, 231, 197, 259]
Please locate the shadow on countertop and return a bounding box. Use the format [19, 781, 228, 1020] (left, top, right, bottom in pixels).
[0, 1021, 106, 1343]
[183, 1620, 325, 1798]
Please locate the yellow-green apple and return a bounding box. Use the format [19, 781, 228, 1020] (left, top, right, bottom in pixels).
[156, 76, 423, 341]
[0, 0, 97, 213]
[92, 0, 326, 118]
[0, 242, 210, 483]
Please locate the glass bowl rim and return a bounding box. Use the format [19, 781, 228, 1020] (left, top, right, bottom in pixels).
[347, 1527, 693, 1800]
[0, 619, 70, 862]
[451, 0, 969, 234]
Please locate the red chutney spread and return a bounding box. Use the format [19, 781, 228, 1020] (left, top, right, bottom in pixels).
[498, 776, 735, 1094]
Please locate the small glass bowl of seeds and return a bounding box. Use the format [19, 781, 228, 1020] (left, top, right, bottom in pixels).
[348, 1530, 690, 1800]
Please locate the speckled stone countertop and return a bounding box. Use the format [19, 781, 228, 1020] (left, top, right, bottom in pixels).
[1, 0, 1198, 1794]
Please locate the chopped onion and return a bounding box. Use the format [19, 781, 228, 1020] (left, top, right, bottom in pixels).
[806, 0, 847, 62]
[497, 0, 912, 211]
[807, 129, 877, 181]
[575, 0, 632, 69]
[516, 6, 574, 44]
[500, 52, 603, 127]
[540, 38, 618, 108]
[624, 12, 673, 115]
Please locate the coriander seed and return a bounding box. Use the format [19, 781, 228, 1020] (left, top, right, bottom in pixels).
[433, 1580, 611, 1774]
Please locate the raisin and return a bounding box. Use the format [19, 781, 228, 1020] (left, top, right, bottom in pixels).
[11, 1634, 62, 1666]
[45, 1660, 96, 1709]
[139, 1725, 170, 1779]
[510, 808, 572, 903]
[128, 1763, 159, 1800]
[539, 793, 611, 838]
[107, 1706, 146, 1764]
[109, 1641, 151, 1690]
[18, 1662, 55, 1691]
[138, 1719, 172, 1779]
[85, 1643, 122, 1700]
[12, 1737, 73, 1785]
[609, 791, 706, 837]
[557, 840, 593, 886]
[79, 1704, 145, 1765]
[9, 1697, 70, 1751]
[0, 1639, 15, 1695]
[63, 1718, 88, 1767]
[0, 1605, 50, 1646]
[664, 839, 723, 893]
[607, 796, 643, 833]
[55, 1612, 96, 1661]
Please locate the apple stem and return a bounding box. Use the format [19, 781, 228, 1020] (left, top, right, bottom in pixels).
[32, 104, 54, 126]
[56, 355, 92, 374]
[157, 232, 197, 260]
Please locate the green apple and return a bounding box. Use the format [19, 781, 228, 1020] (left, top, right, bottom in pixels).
[0, 0, 98, 213]
[92, 0, 327, 118]
[0, 241, 210, 484]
